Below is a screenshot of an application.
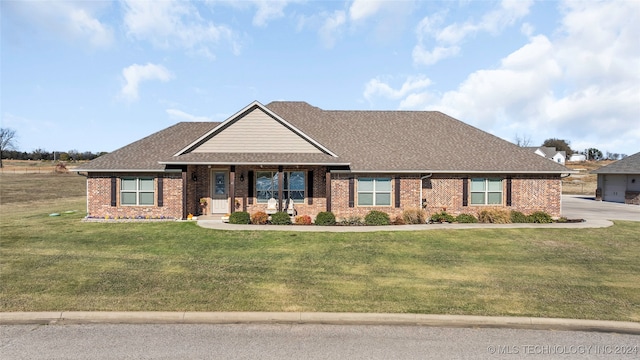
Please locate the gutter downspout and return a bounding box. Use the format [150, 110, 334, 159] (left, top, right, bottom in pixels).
[420, 173, 433, 208]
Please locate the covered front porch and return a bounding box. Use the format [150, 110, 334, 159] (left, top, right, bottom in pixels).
[184, 165, 332, 219]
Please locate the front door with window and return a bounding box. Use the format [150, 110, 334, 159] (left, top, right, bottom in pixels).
[211, 171, 229, 213]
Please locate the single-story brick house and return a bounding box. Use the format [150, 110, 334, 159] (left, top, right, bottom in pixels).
[592, 151, 640, 205]
[76, 101, 573, 220]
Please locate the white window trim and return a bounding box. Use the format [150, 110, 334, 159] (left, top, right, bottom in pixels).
[357, 177, 392, 207]
[121, 177, 155, 206]
[470, 178, 503, 205]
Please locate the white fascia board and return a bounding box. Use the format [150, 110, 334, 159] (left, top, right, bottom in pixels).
[75, 168, 180, 173]
[331, 169, 578, 174]
[159, 161, 351, 166]
[173, 100, 339, 158]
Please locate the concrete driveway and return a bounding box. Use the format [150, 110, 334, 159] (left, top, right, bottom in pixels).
[562, 195, 640, 222]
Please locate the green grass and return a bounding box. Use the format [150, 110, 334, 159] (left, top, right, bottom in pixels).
[1, 173, 639, 321]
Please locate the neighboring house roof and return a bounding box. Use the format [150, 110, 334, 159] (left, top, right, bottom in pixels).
[591, 152, 640, 174]
[527, 146, 565, 160]
[77, 101, 572, 174]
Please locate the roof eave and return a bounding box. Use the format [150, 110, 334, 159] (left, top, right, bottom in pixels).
[158, 161, 351, 166]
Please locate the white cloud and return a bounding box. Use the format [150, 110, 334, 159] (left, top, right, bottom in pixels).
[166, 109, 211, 122]
[252, 0, 289, 27]
[367, 1, 640, 154]
[412, 45, 460, 66]
[414, 0, 533, 65]
[120, 63, 174, 102]
[364, 75, 432, 104]
[4, 1, 113, 48]
[122, 0, 239, 57]
[319, 10, 347, 48]
[349, 0, 384, 22]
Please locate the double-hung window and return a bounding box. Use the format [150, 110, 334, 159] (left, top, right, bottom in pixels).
[357, 178, 391, 206]
[121, 177, 155, 206]
[470, 178, 502, 205]
[256, 171, 305, 203]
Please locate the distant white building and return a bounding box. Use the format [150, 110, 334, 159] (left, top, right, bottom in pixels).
[527, 146, 566, 165]
[569, 154, 586, 162]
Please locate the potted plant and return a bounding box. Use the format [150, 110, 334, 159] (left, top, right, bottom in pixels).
[200, 198, 208, 215]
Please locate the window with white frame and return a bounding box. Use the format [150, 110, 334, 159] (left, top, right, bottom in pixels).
[256, 171, 305, 203]
[357, 177, 391, 206]
[470, 178, 502, 205]
[121, 177, 155, 206]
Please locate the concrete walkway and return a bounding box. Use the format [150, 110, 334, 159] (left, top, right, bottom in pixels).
[1, 312, 638, 335]
[197, 195, 638, 232]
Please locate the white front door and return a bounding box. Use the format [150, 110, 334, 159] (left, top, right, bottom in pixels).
[211, 171, 229, 213]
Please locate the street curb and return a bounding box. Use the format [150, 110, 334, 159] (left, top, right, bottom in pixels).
[1, 312, 638, 335]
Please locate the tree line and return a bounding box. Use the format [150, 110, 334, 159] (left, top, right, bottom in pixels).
[1, 127, 107, 167]
[2, 149, 107, 162]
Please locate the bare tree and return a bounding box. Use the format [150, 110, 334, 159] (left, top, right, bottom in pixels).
[514, 133, 532, 147]
[0, 128, 17, 168]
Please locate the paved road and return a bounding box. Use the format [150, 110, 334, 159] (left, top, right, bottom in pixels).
[2, 324, 639, 360]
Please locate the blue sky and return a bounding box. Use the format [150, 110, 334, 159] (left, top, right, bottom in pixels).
[2, 0, 639, 156]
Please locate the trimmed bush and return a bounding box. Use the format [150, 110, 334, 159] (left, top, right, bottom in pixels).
[229, 211, 250, 224]
[510, 211, 532, 223]
[364, 210, 390, 225]
[478, 208, 511, 224]
[430, 211, 455, 223]
[270, 211, 291, 225]
[294, 215, 312, 225]
[251, 211, 268, 225]
[315, 211, 336, 226]
[338, 216, 364, 226]
[529, 211, 553, 223]
[456, 213, 478, 223]
[402, 208, 427, 224]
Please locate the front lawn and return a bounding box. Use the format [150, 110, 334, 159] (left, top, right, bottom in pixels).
[1, 173, 638, 321]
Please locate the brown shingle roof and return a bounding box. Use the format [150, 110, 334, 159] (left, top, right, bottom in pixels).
[78, 101, 572, 174]
[591, 152, 640, 174]
[266, 102, 570, 173]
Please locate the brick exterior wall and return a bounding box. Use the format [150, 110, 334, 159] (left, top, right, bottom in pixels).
[87, 172, 183, 219]
[421, 174, 561, 218]
[86, 168, 562, 220]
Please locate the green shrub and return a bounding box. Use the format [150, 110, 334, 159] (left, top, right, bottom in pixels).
[294, 215, 312, 225]
[430, 211, 455, 223]
[509, 211, 532, 223]
[338, 216, 363, 226]
[251, 211, 268, 225]
[402, 208, 427, 224]
[456, 213, 478, 223]
[229, 211, 250, 224]
[478, 208, 511, 224]
[529, 211, 553, 223]
[364, 210, 390, 225]
[315, 211, 336, 226]
[270, 211, 291, 225]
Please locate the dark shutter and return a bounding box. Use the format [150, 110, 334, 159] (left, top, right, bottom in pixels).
[248, 171, 254, 205]
[506, 178, 512, 206]
[395, 177, 401, 208]
[348, 177, 355, 208]
[462, 178, 469, 207]
[157, 176, 163, 207]
[110, 177, 117, 207]
[278, 166, 284, 210]
[307, 170, 314, 205]
[326, 171, 332, 212]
